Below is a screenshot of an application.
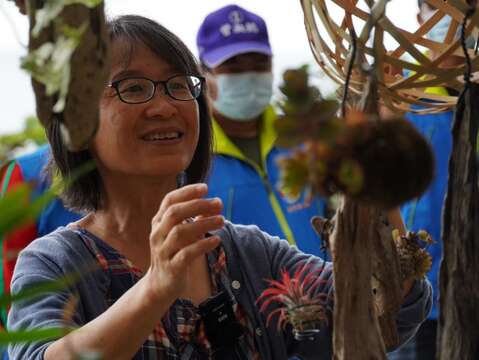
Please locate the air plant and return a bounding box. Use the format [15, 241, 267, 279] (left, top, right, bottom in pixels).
[275, 67, 435, 210]
[392, 229, 435, 281]
[257, 262, 331, 340]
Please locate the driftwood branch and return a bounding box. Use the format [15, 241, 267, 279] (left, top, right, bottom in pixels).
[27, 0, 110, 151]
[312, 204, 402, 358]
[371, 214, 402, 351]
[438, 83, 479, 360]
[312, 69, 403, 358]
[330, 198, 386, 360]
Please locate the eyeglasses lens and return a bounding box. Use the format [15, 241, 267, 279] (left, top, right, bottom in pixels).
[117, 78, 154, 104]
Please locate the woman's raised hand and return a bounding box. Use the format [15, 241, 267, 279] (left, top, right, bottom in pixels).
[146, 183, 224, 302]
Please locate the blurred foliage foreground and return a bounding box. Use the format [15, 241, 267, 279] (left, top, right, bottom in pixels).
[0, 156, 98, 357]
[0, 116, 47, 165]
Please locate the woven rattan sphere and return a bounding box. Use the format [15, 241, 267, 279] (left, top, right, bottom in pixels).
[301, 0, 479, 113]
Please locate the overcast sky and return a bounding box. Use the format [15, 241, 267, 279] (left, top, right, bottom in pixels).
[0, 0, 419, 134]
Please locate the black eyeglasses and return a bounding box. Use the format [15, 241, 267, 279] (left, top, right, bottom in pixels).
[108, 75, 205, 104]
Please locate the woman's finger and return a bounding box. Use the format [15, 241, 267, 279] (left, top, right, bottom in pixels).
[161, 215, 224, 258]
[152, 197, 223, 239]
[153, 183, 208, 222]
[170, 235, 222, 271]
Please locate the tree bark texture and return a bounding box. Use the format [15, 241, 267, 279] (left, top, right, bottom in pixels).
[371, 214, 402, 351]
[358, 76, 402, 352]
[312, 211, 402, 354]
[438, 83, 479, 360]
[331, 197, 387, 360]
[330, 71, 404, 358]
[28, 0, 110, 151]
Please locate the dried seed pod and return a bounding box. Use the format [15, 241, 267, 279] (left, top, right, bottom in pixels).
[393, 230, 434, 281]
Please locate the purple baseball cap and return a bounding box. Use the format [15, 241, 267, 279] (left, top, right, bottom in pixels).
[196, 4, 272, 68]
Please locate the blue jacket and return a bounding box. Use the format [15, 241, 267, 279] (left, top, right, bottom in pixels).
[400, 109, 453, 320]
[207, 107, 327, 256]
[1, 144, 81, 237]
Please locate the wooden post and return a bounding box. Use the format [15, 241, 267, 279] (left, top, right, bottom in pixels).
[331, 198, 386, 359]
[438, 83, 479, 360]
[329, 73, 403, 358]
[27, 0, 110, 151]
[371, 213, 402, 351]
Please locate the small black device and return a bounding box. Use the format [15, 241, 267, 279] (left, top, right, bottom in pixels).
[198, 290, 244, 350]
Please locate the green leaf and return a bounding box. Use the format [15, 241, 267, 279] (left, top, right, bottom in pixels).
[49, 160, 97, 196]
[310, 116, 345, 144]
[274, 115, 305, 144]
[276, 152, 310, 201]
[337, 159, 364, 195]
[24, 117, 47, 145]
[0, 117, 47, 163]
[0, 273, 81, 309]
[21, 43, 54, 72]
[0, 160, 95, 237]
[0, 328, 66, 345]
[68, 0, 103, 7]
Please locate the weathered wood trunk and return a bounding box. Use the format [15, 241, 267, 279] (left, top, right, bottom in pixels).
[438, 83, 479, 360]
[27, 0, 110, 151]
[331, 198, 386, 360]
[313, 204, 402, 358]
[329, 68, 404, 357]
[371, 213, 402, 351]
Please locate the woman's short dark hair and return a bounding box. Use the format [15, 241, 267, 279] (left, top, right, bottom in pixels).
[47, 15, 212, 213]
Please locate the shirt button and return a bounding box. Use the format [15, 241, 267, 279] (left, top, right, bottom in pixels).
[255, 328, 263, 336]
[232, 280, 241, 290]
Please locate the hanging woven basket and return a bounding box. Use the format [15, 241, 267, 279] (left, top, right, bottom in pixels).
[301, 0, 479, 113]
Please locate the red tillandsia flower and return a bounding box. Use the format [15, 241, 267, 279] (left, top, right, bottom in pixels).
[257, 261, 331, 333]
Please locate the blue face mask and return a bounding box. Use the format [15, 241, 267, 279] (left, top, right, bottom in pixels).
[421, 5, 476, 48]
[424, 11, 476, 47]
[213, 72, 273, 121]
[426, 15, 451, 43]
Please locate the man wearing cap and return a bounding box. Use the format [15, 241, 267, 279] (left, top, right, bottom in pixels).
[196, 4, 328, 256]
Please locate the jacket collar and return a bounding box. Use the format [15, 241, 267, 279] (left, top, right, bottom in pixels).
[212, 106, 277, 162]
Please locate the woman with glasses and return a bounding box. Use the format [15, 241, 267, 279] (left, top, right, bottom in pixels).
[7, 15, 432, 360]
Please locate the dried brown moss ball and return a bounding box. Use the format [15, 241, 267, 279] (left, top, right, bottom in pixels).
[277, 115, 435, 209]
[345, 118, 435, 209]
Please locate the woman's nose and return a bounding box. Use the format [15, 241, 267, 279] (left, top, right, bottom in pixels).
[144, 88, 178, 119]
